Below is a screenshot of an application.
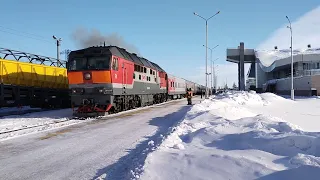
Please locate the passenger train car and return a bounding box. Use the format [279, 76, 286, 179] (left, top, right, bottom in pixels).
[67, 45, 205, 117]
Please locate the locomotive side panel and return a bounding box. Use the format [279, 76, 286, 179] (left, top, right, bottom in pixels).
[110, 55, 165, 96]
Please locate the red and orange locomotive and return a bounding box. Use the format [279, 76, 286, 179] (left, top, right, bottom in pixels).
[67, 45, 202, 117]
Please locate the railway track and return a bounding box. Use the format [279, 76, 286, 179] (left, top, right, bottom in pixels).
[0, 118, 73, 135]
[0, 108, 65, 118]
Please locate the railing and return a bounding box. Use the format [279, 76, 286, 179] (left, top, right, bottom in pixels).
[300, 69, 320, 76]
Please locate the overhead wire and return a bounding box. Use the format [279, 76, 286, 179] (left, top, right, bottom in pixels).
[0, 26, 53, 44]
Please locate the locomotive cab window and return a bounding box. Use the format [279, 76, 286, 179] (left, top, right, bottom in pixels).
[68, 56, 110, 71]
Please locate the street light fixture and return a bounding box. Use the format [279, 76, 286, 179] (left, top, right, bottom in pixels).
[53, 35, 62, 66]
[286, 16, 294, 100]
[203, 44, 219, 92]
[194, 11, 220, 98]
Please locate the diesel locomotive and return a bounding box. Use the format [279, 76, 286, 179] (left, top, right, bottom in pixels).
[67, 45, 205, 117]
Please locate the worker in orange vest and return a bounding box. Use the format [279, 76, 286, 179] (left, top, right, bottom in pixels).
[186, 88, 192, 105]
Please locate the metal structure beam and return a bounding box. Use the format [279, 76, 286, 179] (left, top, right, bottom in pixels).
[226, 42, 255, 91]
[0, 47, 66, 68]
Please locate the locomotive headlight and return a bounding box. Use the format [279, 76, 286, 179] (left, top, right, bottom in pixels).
[72, 89, 77, 94]
[99, 89, 103, 93]
[84, 73, 91, 80]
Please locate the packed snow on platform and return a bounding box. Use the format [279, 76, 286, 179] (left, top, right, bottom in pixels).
[137, 91, 320, 180]
[0, 108, 82, 141]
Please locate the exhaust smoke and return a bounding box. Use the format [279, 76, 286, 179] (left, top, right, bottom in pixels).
[71, 27, 141, 55]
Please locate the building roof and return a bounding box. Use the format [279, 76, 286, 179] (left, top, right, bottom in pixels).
[255, 48, 320, 72]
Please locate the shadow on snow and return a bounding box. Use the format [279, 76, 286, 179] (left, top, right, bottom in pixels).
[92, 104, 193, 180]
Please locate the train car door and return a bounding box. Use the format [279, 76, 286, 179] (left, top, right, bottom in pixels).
[121, 62, 126, 94]
[121, 61, 134, 95]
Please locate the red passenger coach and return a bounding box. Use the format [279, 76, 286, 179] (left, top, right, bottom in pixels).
[167, 74, 186, 99]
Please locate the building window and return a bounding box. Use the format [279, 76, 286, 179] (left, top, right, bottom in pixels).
[133, 73, 135, 79]
[139, 75, 141, 80]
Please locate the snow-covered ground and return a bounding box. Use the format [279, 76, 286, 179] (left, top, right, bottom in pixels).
[0, 98, 187, 141]
[138, 91, 320, 180]
[0, 97, 198, 180]
[0, 108, 81, 141]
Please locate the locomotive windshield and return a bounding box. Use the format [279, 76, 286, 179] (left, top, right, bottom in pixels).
[68, 56, 110, 71]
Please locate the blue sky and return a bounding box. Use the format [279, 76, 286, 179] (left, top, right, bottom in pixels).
[0, 0, 319, 87]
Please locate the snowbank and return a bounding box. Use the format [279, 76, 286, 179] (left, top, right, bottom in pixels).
[137, 91, 320, 180]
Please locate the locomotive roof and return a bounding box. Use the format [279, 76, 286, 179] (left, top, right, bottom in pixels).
[69, 46, 165, 72]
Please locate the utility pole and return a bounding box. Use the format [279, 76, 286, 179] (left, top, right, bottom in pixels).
[203, 45, 219, 93]
[53, 35, 62, 67]
[194, 11, 220, 98]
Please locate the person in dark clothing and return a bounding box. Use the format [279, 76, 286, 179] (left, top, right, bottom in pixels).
[186, 88, 192, 105]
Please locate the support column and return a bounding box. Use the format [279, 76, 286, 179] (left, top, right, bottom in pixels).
[239, 42, 245, 91]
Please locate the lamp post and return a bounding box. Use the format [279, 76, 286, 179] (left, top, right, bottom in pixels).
[194, 11, 220, 98]
[203, 45, 219, 90]
[53, 35, 62, 67]
[286, 16, 294, 100]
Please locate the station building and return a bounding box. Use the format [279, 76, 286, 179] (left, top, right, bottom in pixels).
[227, 43, 320, 96]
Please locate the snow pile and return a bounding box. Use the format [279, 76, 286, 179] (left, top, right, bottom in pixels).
[138, 91, 320, 180]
